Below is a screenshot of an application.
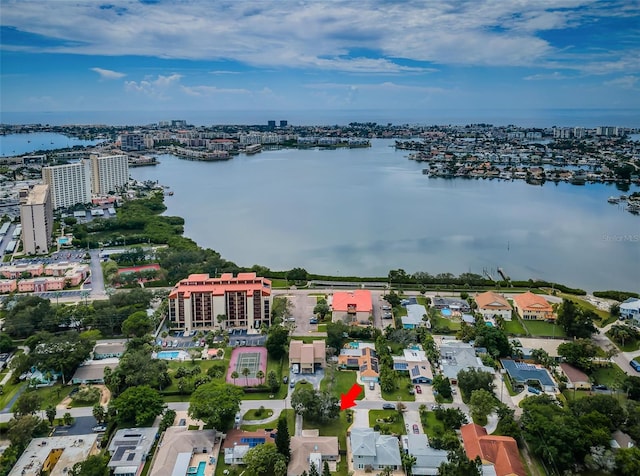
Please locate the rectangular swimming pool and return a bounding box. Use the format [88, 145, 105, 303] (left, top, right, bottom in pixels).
[441, 308, 452, 317]
[187, 462, 206, 476]
[157, 351, 179, 359]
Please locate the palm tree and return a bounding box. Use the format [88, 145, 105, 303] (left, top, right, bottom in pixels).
[242, 367, 250, 386]
[231, 371, 239, 385]
[256, 370, 265, 385]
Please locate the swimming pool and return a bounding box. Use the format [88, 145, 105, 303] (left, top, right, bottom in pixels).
[57, 237, 70, 245]
[156, 350, 188, 360]
[486, 322, 494, 327]
[441, 308, 452, 317]
[187, 462, 206, 476]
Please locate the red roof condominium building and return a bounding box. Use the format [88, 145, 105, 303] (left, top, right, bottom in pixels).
[331, 290, 373, 325]
[168, 273, 271, 332]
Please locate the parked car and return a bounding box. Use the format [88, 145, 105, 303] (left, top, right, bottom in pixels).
[412, 424, 420, 434]
[290, 380, 296, 388]
[241, 339, 247, 346]
[382, 403, 395, 410]
[309, 319, 318, 324]
[369, 381, 375, 390]
[631, 360, 640, 372]
[283, 376, 288, 384]
[415, 385, 422, 394]
[593, 384, 608, 390]
[527, 386, 541, 395]
[92, 425, 106, 433]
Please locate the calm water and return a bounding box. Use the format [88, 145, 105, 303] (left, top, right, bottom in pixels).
[0, 132, 102, 156]
[127, 139, 640, 292]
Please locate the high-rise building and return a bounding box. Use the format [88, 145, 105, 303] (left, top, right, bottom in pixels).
[20, 184, 53, 255]
[596, 126, 617, 136]
[120, 133, 145, 151]
[267, 120, 276, 128]
[90, 154, 129, 195]
[42, 161, 92, 209]
[168, 272, 272, 332]
[280, 120, 288, 127]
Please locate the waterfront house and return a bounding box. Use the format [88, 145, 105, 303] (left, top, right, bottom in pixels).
[474, 291, 513, 321]
[331, 290, 373, 325]
[620, 298, 640, 323]
[512, 292, 554, 321]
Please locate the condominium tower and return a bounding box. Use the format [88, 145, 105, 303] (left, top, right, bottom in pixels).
[19, 184, 54, 254]
[42, 161, 92, 209]
[168, 273, 272, 333]
[90, 154, 129, 195]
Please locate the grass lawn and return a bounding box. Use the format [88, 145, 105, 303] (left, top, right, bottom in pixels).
[317, 324, 327, 332]
[521, 320, 565, 338]
[303, 409, 351, 450]
[503, 318, 527, 335]
[605, 332, 640, 352]
[381, 373, 416, 402]
[420, 411, 445, 440]
[241, 408, 294, 434]
[243, 408, 274, 421]
[0, 380, 26, 411]
[32, 384, 77, 409]
[270, 279, 289, 289]
[591, 364, 627, 388]
[320, 369, 363, 400]
[430, 314, 461, 332]
[394, 306, 407, 317]
[369, 410, 405, 435]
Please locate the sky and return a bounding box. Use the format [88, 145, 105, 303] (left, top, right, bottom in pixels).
[1, 0, 640, 121]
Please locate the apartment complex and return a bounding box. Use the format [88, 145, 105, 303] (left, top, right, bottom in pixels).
[19, 184, 54, 254]
[168, 272, 271, 332]
[90, 154, 129, 194]
[42, 161, 92, 209]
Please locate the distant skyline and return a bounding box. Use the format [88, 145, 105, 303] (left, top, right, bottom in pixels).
[1, 0, 640, 120]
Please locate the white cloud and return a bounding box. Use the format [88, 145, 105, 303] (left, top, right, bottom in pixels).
[524, 72, 571, 80]
[1, 0, 638, 74]
[91, 67, 126, 79]
[181, 85, 250, 96]
[604, 75, 639, 89]
[125, 74, 182, 98]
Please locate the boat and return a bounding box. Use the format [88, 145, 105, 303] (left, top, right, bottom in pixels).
[608, 196, 620, 204]
[620, 194, 628, 200]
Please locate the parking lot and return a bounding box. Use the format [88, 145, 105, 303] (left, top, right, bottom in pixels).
[228, 329, 266, 347]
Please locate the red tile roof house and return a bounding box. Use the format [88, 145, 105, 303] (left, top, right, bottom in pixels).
[512, 291, 555, 321]
[461, 423, 526, 476]
[331, 290, 373, 326]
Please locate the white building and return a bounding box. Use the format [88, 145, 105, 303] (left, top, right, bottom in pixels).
[42, 161, 92, 209]
[90, 154, 129, 195]
[20, 184, 53, 254]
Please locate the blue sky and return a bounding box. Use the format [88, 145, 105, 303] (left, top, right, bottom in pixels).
[1, 0, 639, 117]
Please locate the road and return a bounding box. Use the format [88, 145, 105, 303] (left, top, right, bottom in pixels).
[88, 249, 106, 299]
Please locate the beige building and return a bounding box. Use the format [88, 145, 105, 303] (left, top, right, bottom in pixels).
[9, 434, 99, 476]
[90, 154, 129, 194]
[149, 427, 217, 476]
[20, 184, 54, 254]
[42, 161, 92, 209]
[474, 291, 513, 321]
[513, 291, 554, 321]
[168, 272, 271, 332]
[289, 340, 326, 373]
[289, 432, 339, 476]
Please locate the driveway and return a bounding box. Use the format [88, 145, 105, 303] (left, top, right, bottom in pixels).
[290, 368, 325, 391]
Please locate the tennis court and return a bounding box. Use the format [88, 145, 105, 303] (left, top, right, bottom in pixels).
[227, 346, 268, 386]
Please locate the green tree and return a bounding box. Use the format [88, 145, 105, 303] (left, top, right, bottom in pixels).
[0, 333, 16, 353]
[326, 321, 348, 351]
[402, 452, 417, 476]
[432, 374, 453, 400]
[265, 325, 289, 360]
[557, 339, 598, 372]
[616, 447, 640, 476]
[267, 370, 279, 392]
[438, 447, 482, 476]
[63, 412, 74, 426]
[45, 405, 56, 426]
[111, 385, 166, 426]
[189, 382, 243, 429]
[474, 325, 512, 358]
[383, 290, 402, 307]
[121, 311, 153, 338]
[291, 387, 339, 424]
[275, 415, 291, 462]
[313, 299, 331, 320]
[322, 461, 331, 476]
[256, 370, 265, 385]
[160, 409, 177, 432]
[92, 404, 106, 424]
[456, 368, 495, 402]
[14, 392, 41, 417]
[287, 267, 309, 283]
[242, 442, 286, 476]
[469, 389, 496, 426]
[309, 462, 320, 476]
[557, 299, 597, 338]
[242, 367, 250, 386]
[7, 415, 49, 449]
[231, 371, 239, 385]
[70, 454, 110, 476]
